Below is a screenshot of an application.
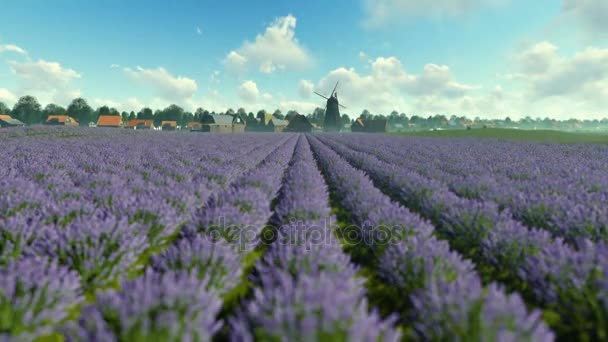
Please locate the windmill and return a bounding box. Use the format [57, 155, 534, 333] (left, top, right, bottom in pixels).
[314, 81, 346, 132]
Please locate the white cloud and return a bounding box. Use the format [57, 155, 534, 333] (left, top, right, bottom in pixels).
[0, 44, 27, 55]
[224, 51, 248, 75]
[0, 88, 17, 105]
[359, 51, 367, 62]
[124, 66, 197, 101]
[110, 64, 120, 69]
[562, 0, 608, 38]
[92, 98, 122, 109]
[7, 59, 81, 106]
[238, 80, 260, 103]
[261, 92, 273, 101]
[298, 80, 314, 98]
[196, 26, 203, 35]
[317, 56, 477, 115]
[125, 98, 145, 112]
[277, 100, 318, 114]
[224, 14, 312, 74]
[209, 70, 221, 85]
[512, 42, 608, 100]
[9, 59, 81, 91]
[363, 0, 505, 27]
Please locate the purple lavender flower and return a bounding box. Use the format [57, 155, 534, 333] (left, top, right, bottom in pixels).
[231, 270, 401, 342]
[150, 234, 244, 294]
[0, 257, 83, 339]
[65, 269, 222, 341]
[26, 214, 148, 291]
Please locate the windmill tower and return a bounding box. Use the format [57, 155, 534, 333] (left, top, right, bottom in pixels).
[315, 82, 346, 132]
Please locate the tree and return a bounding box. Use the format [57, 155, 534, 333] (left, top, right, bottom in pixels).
[97, 106, 111, 116]
[163, 104, 184, 122]
[67, 98, 93, 126]
[0, 102, 10, 116]
[285, 110, 298, 122]
[341, 114, 350, 126]
[121, 112, 128, 123]
[273, 109, 285, 120]
[137, 107, 154, 120]
[128, 112, 136, 121]
[312, 107, 325, 125]
[360, 109, 371, 119]
[12, 96, 42, 125]
[42, 104, 66, 122]
[110, 108, 120, 116]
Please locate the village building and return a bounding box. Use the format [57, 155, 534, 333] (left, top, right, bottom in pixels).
[351, 118, 388, 133]
[46, 115, 79, 126]
[200, 114, 245, 133]
[187, 121, 203, 131]
[161, 121, 177, 131]
[0, 115, 25, 128]
[268, 118, 289, 133]
[125, 119, 154, 130]
[97, 115, 122, 128]
[285, 114, 312, 133]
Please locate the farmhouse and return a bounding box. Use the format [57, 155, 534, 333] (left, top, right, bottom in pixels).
[161, 121, 177, 131]
[97, 115, 122, 128]
[200, 114, 245, 133]
[351, 118, 387, 133]
[46, 115, 78, 126]
[0, 115, 25, 128]
[187, 121, 202, 131]
[125, 119, 154, 130]
[268, 119, 289, 133]
[285, 114, 312, 132]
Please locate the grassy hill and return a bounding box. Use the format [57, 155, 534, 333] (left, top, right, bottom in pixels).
[391, 128, 608, 144]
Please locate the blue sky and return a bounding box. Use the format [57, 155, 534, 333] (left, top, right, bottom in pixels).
[1, 0, 607, 119]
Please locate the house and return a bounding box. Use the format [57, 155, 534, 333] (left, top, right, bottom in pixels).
[200, 114, 245, 133]
[187, 121, 203, 131]
[125, 119, 153, 130]
[161, 121, 177, 131]
[285, 114, 312, 133]
[97, 115, 122, 128]
[268, 119, 289, 133]
[0, 115, 25, 128]
[351, 118, 387, 133]
[46, 115, 78, 126]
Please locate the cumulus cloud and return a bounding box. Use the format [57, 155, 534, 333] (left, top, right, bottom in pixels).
[9, 59, 81, 91]
[224, 51, 248, 75]
[317, 56, 477, 115]
[7, 59, 81, 106]
[562, 0, 608, 38]
[224, 14, 312, 74]
[0, 88, 17, 105]
[124, 66, 197, 101]
[298, 80, 314, 98]
[238, 80, 259, 103]
[362, 0, 505, 27]
[513, 42, 608, 100]
[125, 98, 145, 112]
[278, 100, 318, 114]
[0, 44, 27, 55]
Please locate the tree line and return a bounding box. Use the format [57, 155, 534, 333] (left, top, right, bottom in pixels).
[1, 95, 607, 129]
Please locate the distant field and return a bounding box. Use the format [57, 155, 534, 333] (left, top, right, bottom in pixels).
[392, 127, 608, 144]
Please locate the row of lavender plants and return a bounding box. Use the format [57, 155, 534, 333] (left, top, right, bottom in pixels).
[330, 134, 608, 245]
[62, 134, 298, 340]
[229, 135, 401, 341]
[307, 134, 553, 341]
[0, 128, 294, 340]
[317, 133, 608, 340]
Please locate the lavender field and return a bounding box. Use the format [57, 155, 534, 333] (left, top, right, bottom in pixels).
[2, 127, 608, 341]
